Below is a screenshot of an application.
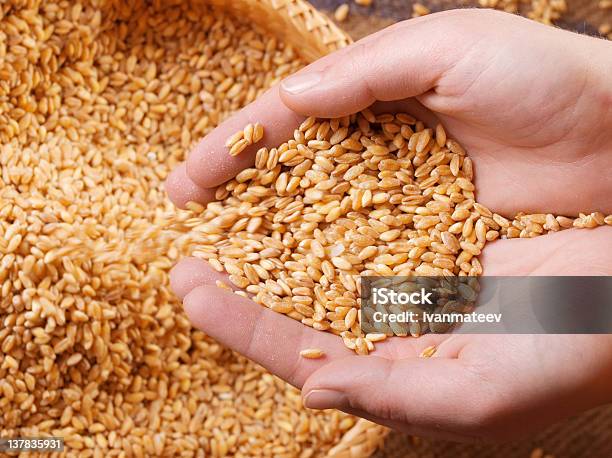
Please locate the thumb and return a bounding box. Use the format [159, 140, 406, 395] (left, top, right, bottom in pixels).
[279, 13, 468, 118]
[301, 355, 487, 439]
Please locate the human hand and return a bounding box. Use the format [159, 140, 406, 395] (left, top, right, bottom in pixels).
[166, 9, 612, 441]
[167, 8, 612, 217]
[166, 8, 612, 271]
[169, 229, 612, 442]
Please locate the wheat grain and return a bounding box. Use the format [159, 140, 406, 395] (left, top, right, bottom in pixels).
[412, 3, 431, 17]
[2, 2, 606, 452]
[179, 107, 611, 356]
[227, 123, 265, 156]
[335, 4, 350, 22]
[419, 346, 437, 358]
[300, 348, 326, 359]
[0, 1, 360, 455]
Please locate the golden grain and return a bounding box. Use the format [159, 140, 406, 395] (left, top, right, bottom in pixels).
[412, 3, 431, 17]
[419, 346, 437, 358]
[227, 123, 265, 156]
[300, 348, 326, 359]
[334, 4, 350, 22]
[365, 333, 387, 342]
[178, 105, 611, 358]
[8, 5, 597, 454]
[0, 1, 359, 455]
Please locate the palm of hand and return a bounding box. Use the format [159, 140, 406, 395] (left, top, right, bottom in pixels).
[428, 51, 612, 217]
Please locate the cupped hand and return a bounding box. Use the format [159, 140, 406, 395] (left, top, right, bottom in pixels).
[170, 229, 612, 442]
[166, 9, 612, 442]
[167, 8, 612, 216]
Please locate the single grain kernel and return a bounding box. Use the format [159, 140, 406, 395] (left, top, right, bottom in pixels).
[419, 346, 437, 358]
[300, 348, 325, 359]
[334, 4, 350, 22]
[412, 3, 431, 17]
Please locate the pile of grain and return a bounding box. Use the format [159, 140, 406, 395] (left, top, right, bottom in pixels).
[0, 1, 358, 456]
[178, 113, 611, 355]
[2, 0, 610, 455]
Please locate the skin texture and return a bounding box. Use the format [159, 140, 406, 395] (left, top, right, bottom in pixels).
[166, 9, 612, 442]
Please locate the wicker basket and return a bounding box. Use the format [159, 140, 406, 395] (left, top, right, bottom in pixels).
[204, 1, 389, 457]
[207, 0, 351, 61]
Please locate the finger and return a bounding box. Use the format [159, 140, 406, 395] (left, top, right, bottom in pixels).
[179, 38, 373, 190]
[301, 355, 486, 441]
[183, 285, 354, 387]
[278, 12, 469, 118]
[173, 99, 440, 208]
[481, 226, 612, 276]
[169, 257, 227, 300]
[185, 85, 304, 189]
[171, 258, 453, 356]
[181, 12, 455, 190]
[170, 43, 363, 198]
[165, 163, 216, 209]
[177, 92, 440, 203]
[177, 14, 452, 199]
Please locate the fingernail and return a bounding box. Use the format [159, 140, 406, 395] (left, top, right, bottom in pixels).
[281, 72, 323, 94]
[303, 389, 347, 410]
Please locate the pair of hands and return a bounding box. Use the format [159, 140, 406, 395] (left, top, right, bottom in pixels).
[166, 9, 612, 442]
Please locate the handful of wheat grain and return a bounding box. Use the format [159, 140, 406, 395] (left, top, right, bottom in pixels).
[172, 112, 612, 354]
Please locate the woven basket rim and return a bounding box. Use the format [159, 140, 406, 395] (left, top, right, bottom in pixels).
[207, 0, 353, 61]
